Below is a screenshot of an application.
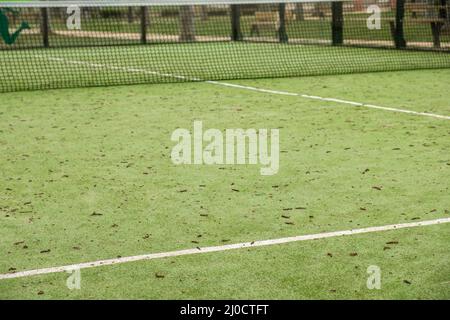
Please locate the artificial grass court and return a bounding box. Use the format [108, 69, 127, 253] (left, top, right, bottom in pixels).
[0, 69, 449, 299]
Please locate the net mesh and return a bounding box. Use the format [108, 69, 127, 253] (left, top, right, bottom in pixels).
[0, 0, 449, 92]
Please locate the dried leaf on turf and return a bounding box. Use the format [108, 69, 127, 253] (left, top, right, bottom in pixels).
[386, 241, 399, 245]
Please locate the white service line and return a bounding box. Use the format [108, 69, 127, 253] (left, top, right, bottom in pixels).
[206, 80, 299, 96]
[1, 217, 449, 280]
[36, 55, 450, 121]
[35, 55, 200, 81]
[207, 83, 450, 120]
[299, 94, 450, 120]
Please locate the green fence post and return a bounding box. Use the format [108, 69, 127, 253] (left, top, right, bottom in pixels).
[394, 0, 406, 48]
[41, 8, 49, 48]
[231, 5, 242, 41]
[331, 1, 343, 45]
[140, 6, 148, 44]
[278, 3, 288, 43]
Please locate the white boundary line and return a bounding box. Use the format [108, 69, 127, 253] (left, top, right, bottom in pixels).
[205, 83, 450, 120]
[35, 55, 450, 121]
[1, 217, 449, 280]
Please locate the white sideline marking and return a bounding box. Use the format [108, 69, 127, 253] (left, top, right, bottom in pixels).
[1, 217, 449, 280]
[35, 55, 450, 121]
[206, 80, 299, 96]
[208, 86, 450, 120]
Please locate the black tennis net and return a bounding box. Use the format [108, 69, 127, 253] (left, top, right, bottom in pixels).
[0, 0, 449, 92]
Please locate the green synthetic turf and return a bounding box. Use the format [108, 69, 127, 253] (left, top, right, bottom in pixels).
[1, 42, 450, 92]
[0, 69, 449, 299]
[1, 225, 449, 299]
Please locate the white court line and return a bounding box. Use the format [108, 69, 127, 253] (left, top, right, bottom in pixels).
[207, 84, 450, 120]
[35, 55, 450, 121]
[1, 217, 449, 280]
[205, 80, 299, 96]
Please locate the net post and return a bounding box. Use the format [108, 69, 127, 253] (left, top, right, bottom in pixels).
[278, 3, 288, 43]
[140, 6, 148, 44]
[393, 0, 406, 48]
[331, 1, 343, 46]
[231, 5, 242, 41]
[41, 8, 49, 48]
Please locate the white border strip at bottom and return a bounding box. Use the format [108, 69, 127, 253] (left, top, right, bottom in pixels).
[1, 217, 449, 280]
